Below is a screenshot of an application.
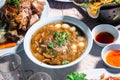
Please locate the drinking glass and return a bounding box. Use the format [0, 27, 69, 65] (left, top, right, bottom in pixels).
[28, 72, 52, 80]
[0, 53, 26, 80]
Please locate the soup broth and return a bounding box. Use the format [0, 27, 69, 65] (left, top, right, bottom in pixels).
[31, 22, 87, 65]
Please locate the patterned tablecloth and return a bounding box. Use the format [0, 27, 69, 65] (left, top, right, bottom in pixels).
[0, 0, 120, 80]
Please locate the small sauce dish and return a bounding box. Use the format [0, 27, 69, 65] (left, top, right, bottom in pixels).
[92, 24, 119, 47]
[101, 44, 120, 69]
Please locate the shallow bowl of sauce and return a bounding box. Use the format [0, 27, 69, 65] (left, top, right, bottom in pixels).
[101, 44, 120, 69]
[92, 24, 119, 47]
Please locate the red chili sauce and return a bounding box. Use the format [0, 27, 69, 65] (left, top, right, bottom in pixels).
[106, 50, 120, 67]
[95, 32, 114, 44]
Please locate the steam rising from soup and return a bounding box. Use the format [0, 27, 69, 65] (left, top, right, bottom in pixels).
[31, 22, 87, 65]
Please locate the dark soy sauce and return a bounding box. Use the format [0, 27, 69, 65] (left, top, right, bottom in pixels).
[95, 32, 114, 44]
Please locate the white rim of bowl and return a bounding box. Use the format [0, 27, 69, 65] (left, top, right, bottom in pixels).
[24, 16, 93, 69]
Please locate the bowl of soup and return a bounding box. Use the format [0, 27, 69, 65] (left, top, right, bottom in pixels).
[23, 16, 93, 69]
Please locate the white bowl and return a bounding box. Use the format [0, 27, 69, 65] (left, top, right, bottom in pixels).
[101, 43, 120, 69]
[0, 0, 6, 9]
[92, 24, 119, 47]
[23, 16, 93, 69]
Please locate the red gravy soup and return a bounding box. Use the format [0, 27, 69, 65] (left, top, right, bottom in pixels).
[30, 22, 87, 65]
[95, 32, 114, 44]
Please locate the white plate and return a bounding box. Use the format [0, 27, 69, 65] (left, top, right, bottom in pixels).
[80, 68, 120, 79]
[0, 0, 50, 56]
[39, 0, 50, 20]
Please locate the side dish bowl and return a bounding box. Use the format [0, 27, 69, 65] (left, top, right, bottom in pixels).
[101, 44, 120, 69]
[23, 16, 93, 69]
[92, 24, 119, 47]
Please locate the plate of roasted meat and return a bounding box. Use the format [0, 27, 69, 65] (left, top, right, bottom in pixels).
[0, 0, 49, 55]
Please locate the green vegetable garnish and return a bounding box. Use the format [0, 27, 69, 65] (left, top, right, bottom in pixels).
[53, 31, 59, 37]
[48, 31, 69, 48]
[48, 42, 56, 49]
[113, 0, 120, 4]
[6, 0, 20, 7]
[47, 31, 69, 55]
[54, 31, 68, 46]
[62, 60, 69, 65]
[66, 72, 87, 80]
[47, 49, 55, 55]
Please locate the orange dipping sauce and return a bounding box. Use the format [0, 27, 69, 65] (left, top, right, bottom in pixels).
[106, 50, 120, 67]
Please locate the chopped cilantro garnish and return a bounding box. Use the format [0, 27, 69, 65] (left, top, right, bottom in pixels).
[48, 31, 69, 48]
[53, 31, 59, 37]
[54, 31, 68, 46]
[6, 0, 20, 7]
[62, 60, 69, 65]
[47, 31, 69, 55]
[66, 72, 87, 80]
[48, 42, 56, 49]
